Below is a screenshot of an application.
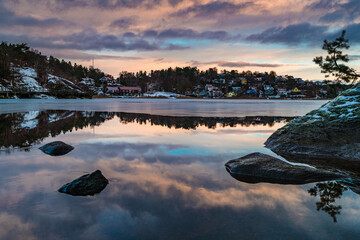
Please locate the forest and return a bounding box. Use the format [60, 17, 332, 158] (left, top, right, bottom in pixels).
[0, 42, 106, 86]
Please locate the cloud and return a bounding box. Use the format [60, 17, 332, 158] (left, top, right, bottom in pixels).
[167, 0, 183, 6]
[306, 0, 337, 10]
[21, 0, 163, 10]
[0, 30, 187, 51]
[110, 17, 136, 29]
[189, 60, 283, 68]
[245, 22, 329, 45]
[134, 28, 238, 41]
[217, 60, 283, 68]
[157, 28, 231, 40]
[172, 1, 253, 18]
[344, 23, 360, 43]
[349, 55, 360, 61]
[318, 0, 360, 23]
[40, 49, 142, 61]
[0, 2, 67, 28]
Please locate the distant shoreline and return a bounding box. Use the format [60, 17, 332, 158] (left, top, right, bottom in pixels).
[92, 95, 332, 101]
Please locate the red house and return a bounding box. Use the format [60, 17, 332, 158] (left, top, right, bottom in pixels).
[119, 86, 142, 96]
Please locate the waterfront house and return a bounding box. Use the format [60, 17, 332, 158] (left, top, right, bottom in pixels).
[120, 86, 142, 96]
[106, 86, 119, 94]
[277, 88, 288, 97]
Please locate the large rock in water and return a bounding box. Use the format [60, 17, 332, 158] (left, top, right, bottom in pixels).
[225, 152, 344, 184]
[265, 84, 360, 161]
[58, 170, 109, 196]
[39, 141, 74, 156]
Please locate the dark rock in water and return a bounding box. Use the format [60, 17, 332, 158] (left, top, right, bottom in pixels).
[225, 152, 344, 184]
[39, 141, 74, 156]
[265, 84, 360, 161]
[274, 155, 360, 176]
[58, 170, 109, 196]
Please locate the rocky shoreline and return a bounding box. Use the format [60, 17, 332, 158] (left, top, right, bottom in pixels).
[265, 83, 360, 162]
[226, 84, 360, 185]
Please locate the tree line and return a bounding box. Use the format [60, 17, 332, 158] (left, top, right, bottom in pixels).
[0, 42, 106, 86]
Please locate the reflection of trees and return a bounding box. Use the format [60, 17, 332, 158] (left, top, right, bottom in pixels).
[0, 111, 113, 152]
[116, 113, 294, 130]
[1, 111, 294, 151]
[308, 182, 348, 222]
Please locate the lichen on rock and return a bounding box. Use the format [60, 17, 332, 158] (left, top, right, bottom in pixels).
[265, 83, 360, 161]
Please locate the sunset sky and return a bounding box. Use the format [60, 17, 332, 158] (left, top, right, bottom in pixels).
[1, 0, 360, 80]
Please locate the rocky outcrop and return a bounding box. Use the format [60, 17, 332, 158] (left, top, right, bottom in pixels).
[39, 141, 74, 156]
[265, 84, 360, 161]
[58, 170, 108, 196]
[225, 152, 344, 184]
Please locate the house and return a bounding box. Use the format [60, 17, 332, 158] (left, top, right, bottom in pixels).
[212, 90, 223, 97]
[277, 88, 287, 97]
[198, 90, 207, 97]
[0, 84, 11, 92]
[292, 88, 301, 93]
[119, 86, 142, 96]
[100, 76, 116, 85]
[80, 77, 95, 86]
[264, 85, 274, 96]
[106, 86, 119, 94]
[239, 78, 247, 84]
[205, 84, 214, 91]
[244, 89, 257, 96]
[226, 92, 236, 97]
[232, 87, 242, 94]
[290, 88, 305, 98]
[147, 82, 160, 92]
[318, 89, 328, 97]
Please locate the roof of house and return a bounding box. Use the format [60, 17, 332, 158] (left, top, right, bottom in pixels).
[107, 87, 119, 91]
[120, 86, 141, 91]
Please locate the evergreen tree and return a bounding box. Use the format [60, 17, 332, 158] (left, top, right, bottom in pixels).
[314, 30, 359, 84]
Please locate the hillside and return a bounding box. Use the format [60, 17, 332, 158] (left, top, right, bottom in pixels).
[0, 42, 108, 98]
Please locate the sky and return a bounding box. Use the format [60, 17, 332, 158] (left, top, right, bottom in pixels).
[1, 0, 360, 80]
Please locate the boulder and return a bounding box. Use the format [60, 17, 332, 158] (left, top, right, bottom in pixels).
[39, 141, 74, 156]
[58, 170, 108, 196]
[225, 152, 344, 184]
[265, 84, 360, 161]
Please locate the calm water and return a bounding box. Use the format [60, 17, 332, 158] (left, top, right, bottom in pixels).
[0, 99, 359, 240]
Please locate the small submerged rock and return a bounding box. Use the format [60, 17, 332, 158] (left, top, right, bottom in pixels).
[39, 141, 74, 156]
[58, 170, 109, 196]
[225, 152, 344, 184]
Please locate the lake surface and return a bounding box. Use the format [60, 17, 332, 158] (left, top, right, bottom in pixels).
[0, 99, 359, 240]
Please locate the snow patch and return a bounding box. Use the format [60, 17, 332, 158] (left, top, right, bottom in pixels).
[20, 111, 39, 129]
[144, 91, 183, 98]
[14, 67, 48, 92]
[302, 85, 360, 122]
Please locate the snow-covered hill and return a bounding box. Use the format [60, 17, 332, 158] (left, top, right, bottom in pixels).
[5, 66, 85, 95]
[48, 74, 83, 92]
[14, 67, 48, 92]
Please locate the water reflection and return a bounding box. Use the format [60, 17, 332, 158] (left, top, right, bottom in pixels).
[0, 110, 294, 152]
[0, 110, 360, 239]
[0, 111, 110, 152]
[226, 156, 360, 224]
[308, 182, 348, 223]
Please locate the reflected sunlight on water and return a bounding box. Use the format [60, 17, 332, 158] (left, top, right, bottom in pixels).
[0, 110, 359, 239]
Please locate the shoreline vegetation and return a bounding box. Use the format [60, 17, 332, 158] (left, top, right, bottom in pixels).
[91, 95, 331, 100]
[0, 42, 349, 100]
